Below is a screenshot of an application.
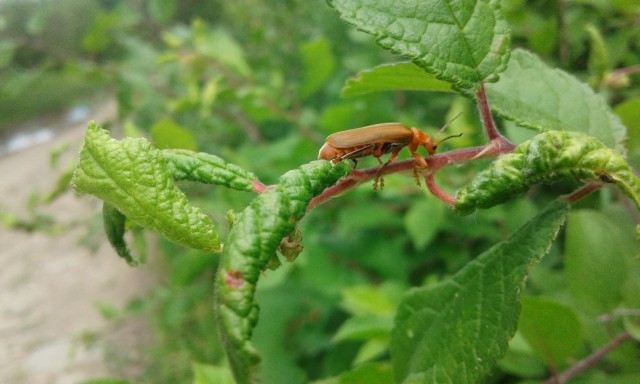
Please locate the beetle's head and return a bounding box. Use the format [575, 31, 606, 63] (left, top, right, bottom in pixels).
[411, 128, 439, 155]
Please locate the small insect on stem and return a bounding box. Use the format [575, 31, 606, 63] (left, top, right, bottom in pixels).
[318, 114, 463, 190]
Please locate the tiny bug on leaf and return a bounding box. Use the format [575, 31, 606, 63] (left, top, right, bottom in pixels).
[318, 115, 462, 190]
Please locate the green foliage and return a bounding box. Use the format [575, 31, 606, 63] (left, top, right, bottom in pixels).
[6, 0, 637, 382]
[327, 0, 511, 90]
[72, 122, 220, 252]
[455, 131, 640, 214]
[214, 161, 350, 383]
[485, 49, 627, 150]
[392, 200, 568, 383]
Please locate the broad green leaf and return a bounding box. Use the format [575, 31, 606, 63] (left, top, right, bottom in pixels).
[150, 118, 197, 150]
[102, 202, 138, 266]
[162, 149, 257, 192]
[341, 62, 453, 97]
[327, 0, 511, 90]
[565, 210, 633, 314]
[215, 160, 350, 384]
[71, 122, 220, 252]
[518, 296, 583, 367]
[300, 38, 336, 98]
[485, 49, 626, 150]
[391, 200, 569, 384]
[455, 131, 640, 215]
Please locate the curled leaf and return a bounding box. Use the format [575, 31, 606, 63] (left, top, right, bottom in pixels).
[71, 122, 220, 252]
[455, 131, 640, 215]
[102, 202, 138, 266]
[162, 149, 257, 192]
[215, 160, 350, 383]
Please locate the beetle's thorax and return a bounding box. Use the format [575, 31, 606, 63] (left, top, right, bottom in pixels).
[410, 128, 437, 155]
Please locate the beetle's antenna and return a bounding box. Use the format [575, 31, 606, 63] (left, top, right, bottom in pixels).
[436, 132, 463, 145]
[434, 112, 463, 140]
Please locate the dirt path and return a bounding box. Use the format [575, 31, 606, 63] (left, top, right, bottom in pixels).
[0, 101, 157, 384]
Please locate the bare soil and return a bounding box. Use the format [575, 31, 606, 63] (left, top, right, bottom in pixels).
[0, 101, 157, 384]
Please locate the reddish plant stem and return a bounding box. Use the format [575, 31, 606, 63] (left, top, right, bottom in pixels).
[477, 82, 502, 141]
[562, 182, 601, 203]
[542, 332, 632, 384]
[425, 174, 455, 204]
[308, 143, 511, 209]
[252, 179, 268, 193]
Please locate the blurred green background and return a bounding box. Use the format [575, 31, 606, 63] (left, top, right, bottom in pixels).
[1, 0, 639, 383]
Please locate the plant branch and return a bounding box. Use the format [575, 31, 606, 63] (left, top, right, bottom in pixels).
[307, 143, 510, 209]
[542, 332, 632, 384]
[562, 182, 602, 203]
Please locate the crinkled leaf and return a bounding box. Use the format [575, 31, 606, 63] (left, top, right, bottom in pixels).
[518, 296, 583, 367]
[215, 160, 350, 384]
[71, 121, 220, 252]
[485, 49, 626, 150]
[102, 202, 138, 266]
[455, 131, 640, 215]
[327, 0, 511, 90]
[341, 62, 453, 97]
[391, 199, 569, 384]
[162, 149, 257, 192]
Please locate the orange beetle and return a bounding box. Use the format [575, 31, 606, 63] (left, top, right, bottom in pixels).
[318, 121, 461, 190]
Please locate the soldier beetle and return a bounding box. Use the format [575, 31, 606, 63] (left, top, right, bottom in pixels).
[318, 116, 462, 190]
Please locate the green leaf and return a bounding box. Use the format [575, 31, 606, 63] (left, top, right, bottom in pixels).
[485, 49, 626, 150]
[150, 118, 197, 151]
[300, 38, 336, 98]
[327, 0, 511, 90]
[518, 296, 583, 367]
[162, 149, 257, 192]
[391, 199, 569, 384]
[564, 210, 633, 313]
[102, 202, 138, 266]
[71, 122, 220, 252]
[215, 160, 350, 384]
[341, 62, 453, 97]
[455, 131, 640, 215]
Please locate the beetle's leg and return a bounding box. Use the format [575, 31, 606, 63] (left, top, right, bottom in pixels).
[373, 150, 401, 191]
[409, 151, 428, 187]
[372, 157, 385, 191]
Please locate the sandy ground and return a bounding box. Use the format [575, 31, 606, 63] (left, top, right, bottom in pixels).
[0, 101, 157, 384]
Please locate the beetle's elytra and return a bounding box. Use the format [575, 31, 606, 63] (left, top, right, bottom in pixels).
[318, 121, 461, 190]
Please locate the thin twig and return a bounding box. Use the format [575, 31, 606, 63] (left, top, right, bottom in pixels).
[542, 332, 632, 384]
